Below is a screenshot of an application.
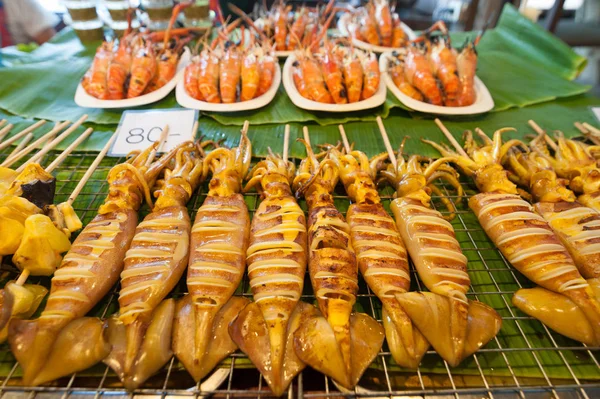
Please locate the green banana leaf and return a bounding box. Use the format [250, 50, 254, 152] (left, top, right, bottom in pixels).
[0, 4, 590, 127]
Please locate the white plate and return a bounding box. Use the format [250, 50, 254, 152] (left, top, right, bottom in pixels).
[337, 13, 417, 54]
[282, 53, 386, 113]
[175, 61, 281, 112]
[379, 52, 494, 115]
[74, 48, 191, 109]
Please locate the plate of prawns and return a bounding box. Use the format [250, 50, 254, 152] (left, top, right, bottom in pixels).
[75, 4, 195, 109]
[380, 22, 494, 115]
[283, 44, 386, 112]
[176, 21, 281, 112]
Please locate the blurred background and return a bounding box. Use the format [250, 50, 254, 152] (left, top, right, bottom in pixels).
[0, 0, 598, 92]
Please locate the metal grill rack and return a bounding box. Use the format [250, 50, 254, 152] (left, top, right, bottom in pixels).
[0, 147, 599, 399]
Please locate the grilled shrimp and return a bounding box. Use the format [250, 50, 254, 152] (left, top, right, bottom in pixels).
[392, 15, 407, 47]
[456, 39, 478, 106]
[361, 52, 380, 100]
[342, 49, 364, 103]
[241, 47, 260, 101]
[173, 127, 252, 382]
[374, 0, 393, 47]
[358, 7, 380, 45]
[198, 49, 221, 103]
[184, 56, 203, 100]
[104, 143, 205, 390]
[428, 37, 460, 106]
[9, 142, 183, 386]
[426, 128, 600, 346]
[318, 44, 348, 104]
[403, 44, 443, 105]
[292, 136, 384, 390]
[295, 51, 333, 103]
[256, 46, 276, 97]
[87, 42, 113, 100]
[220, 43, 242, 103]
[107, 37, 133, 100]
[288, 6, 308, 50]
[230, 151, 312, 396]
[127, 39, 157, 98]
[274, 2, 290, 51]
[389, 58, 424, 101]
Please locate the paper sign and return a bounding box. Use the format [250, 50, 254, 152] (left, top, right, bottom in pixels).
[109, 109, 198, 157]
[593, 107, 600, 123]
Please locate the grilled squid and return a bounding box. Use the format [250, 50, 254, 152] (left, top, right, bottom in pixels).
[426, 128, 600, 346]
[230, 151, 315, 396]
[173, 128, 252, 382]
[375, 144, 501, 367]
[329, 147, 429, 368]
[104, 142, 205, 390]
[292, 138, 384, 390]
[9, 141, 182, 386]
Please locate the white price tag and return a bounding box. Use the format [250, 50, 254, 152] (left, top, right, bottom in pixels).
[593, 107, 600, 123]
[109, 109, 198, 157]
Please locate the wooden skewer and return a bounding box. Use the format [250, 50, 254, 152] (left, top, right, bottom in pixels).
[67, 132, 118, 206]
[0, 123, 13, 143]
[527, 120, 558, 151]
[283, 125, 290, 163]
[0, 119, 6, 129]
[376, 118, 397, 169]
[475, 128, 493, 144]
[0, 119, 47, 152]
[14, 116, 88, 172]
[145, 125, 170, 168]
[8, 133, 34, 159]
[45, 128, 94, 173]
[434, 118, 469, 157]
[192, 120, 199, 140]
[1, 120, 72, 168]
[338, 125, 351, 153]
[242, 120, 250, 135]
[15, 269, 29, 286]
[574, 122, 588, 134]
[302, 126, 311, 147]
[576, 122, 600, 145]
[583, 123, 600, 136]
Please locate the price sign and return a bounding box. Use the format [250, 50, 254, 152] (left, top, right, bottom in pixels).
[109, 109, 199, 157]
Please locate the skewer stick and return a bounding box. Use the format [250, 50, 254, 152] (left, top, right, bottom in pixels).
[574, 122, 588, 134]
[376, 118, 397, 169]
[576, 122, 600, 145]
[2, 120, 73, 168]
[475, 128, 493, 144]
[242, 120, 250, 135]
[302, 126, 311, 147]
[527, 120, 558, 151]
[0, 123, 13, 143]
[8, 133, 34, 158]
[0, 119, 47, 152]
[0, 119, 6, 129]
[434, 118, 469, 157]
[14, 116, 88, 172]
[15, 269, 29, 286]
[145, 125, 170, 167]
[67, 132, 118, 206]
[583, 123, 600, 136]
[338, 125, 351, 153]
[192, 121, 199, 140]
[45, 128, 94, 173]
[283, 125, 290, 163]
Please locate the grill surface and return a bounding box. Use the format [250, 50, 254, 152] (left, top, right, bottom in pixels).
[0, 147, 599, 399]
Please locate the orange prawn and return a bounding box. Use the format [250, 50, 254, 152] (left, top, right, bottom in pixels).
[288, 6, 308, 50]
[273, 1, 290, 51]
[106, 37, 133, 100]
[87, 42, 113, 100]
[427, 37, 460, 106]
[389, 58, 424, 101]
[220, 42, 242, 103]
[456, 39, 478, 106]
[391, 15, 407, 47]
[256, 46, 276, 97]
[358, 7, 380, 45]
[296, 51, 333, 103]
[184, 57, 203, 100]
[374, 0, 393, 47]
[241, 47, 260, 101]
[403, 44, 443, 106]
[342, 49, 364, 103]
[361, 51, 380, 100]
[318, 44, 347, 104]
[198, 49, 221, 103]
[127, 39, 157, 98]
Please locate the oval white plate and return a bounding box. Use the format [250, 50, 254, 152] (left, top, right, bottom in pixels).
[175, 61, 281, 112]
[74, 48, 191, 109]
[337, 13, 417, 54]
[379, 52, 494, 115]
[282, 53, 386, 113]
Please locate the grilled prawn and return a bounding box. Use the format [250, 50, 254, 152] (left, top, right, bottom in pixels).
[9, 141, 182, 385]
[230, 150, 315, 396]
[292, 137, 384, 389]
[329, 147, 429, 368]
[104, 142, 205, 390]
[173, 127, 252, 382]
[426, 128, 600, 346]
[378, 144, 500, 367]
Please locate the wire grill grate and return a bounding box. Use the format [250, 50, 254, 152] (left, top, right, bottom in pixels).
[0, 148, 599, 399]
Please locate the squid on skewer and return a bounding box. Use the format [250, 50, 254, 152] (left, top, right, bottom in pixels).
[292, 129, 384, 390]
[427, 123, 600, 346]
[173, 125, 252, 382]
[328, 144, 429, 368]
[504, 142, 600, 280]
[9, 140, 182, 386]
[375, 136, 501, 367]
[104, 142, 205, 390]
[230, 137, 315, 396]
